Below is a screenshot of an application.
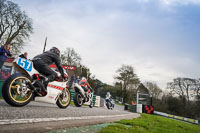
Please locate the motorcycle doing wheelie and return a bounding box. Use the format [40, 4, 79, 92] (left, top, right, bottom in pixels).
[2, 57, 71, 108]
[70, 79, 94, 108]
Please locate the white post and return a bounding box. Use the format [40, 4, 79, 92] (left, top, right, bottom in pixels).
[136, 91, 139, 105]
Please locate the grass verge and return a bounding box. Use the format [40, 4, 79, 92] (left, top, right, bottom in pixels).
[115, 102, 124, 106]
[70, 101, 74, 105]
[99, 113, 200, 133]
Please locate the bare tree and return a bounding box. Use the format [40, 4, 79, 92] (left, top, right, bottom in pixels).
[61, 47, 81, 66]
[0, 0, 33, 55]
[167, 77, 196, 103]
[115, 64, 140, 103]
[145, 82, 162, 99]
[194, 79, 200, 100]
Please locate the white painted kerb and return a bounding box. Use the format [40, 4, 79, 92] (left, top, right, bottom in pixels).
[0, 114, 136, 125]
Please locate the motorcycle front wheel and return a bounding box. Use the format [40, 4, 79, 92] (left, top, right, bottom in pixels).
[2, 73, 34, 107]
[89, 101, 93, 108]
[106, 102, 111, 109]
[56, 88, 71, 109]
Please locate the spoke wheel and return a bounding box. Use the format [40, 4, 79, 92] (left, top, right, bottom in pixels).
[74, 93, 83, 107]
[56, 88, 71, 109]
[2, 73, 33, 107]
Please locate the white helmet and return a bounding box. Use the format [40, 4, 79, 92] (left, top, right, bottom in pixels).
[81, 77, 87, 81]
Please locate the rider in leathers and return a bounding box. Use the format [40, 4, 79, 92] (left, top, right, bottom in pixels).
[32, 47, 65, 93]
[79, 77, 93, 98]
[106, 92, 112, 100]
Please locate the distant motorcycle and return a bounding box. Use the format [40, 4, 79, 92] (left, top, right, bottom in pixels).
[70, 79, 94, 108]
[2, 57, 71, 108]
[105, 98, 114, 110]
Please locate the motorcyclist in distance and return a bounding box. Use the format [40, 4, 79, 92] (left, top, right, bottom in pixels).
[79, 77, 92, 95]
[106, 92, 112, 100]
[32, 47, 67, 93]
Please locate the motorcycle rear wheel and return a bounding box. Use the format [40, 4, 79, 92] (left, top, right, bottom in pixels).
[2, 73, 33, 107]
[73, 92, 83, 107]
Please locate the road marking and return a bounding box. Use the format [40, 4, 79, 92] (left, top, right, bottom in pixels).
[0, 114, 137, 125]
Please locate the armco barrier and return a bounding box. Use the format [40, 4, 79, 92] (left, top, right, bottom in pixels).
[70, 90, 75, 100]
[124, 103, 129, 110]
[143, 105, 154, 114]
[0, 80, 4, 97]
[127, 104, 154, 114]
[93, 95, 96, 106]
[129, 105, 136, 112]
[154, 111, 199, 125]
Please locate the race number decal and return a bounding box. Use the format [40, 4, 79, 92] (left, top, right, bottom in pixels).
[17, 58, 33, 72]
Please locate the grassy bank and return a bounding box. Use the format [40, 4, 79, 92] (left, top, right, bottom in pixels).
[99, 114, 200, 133]
[115, 102, 124, 106]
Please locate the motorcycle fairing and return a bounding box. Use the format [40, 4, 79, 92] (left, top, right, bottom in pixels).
[34, 81, 65, 104]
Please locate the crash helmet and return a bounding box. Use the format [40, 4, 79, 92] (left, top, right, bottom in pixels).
[107, 92, 110, 95]
[50, 47, 60, 56]
[81, 77, 87, 81]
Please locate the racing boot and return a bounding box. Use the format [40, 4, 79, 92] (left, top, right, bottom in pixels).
[33, 80, 47, 95]
[84, 89, 90, 101]
[86, 89, 91, 97]
[41, 78, 49, 93]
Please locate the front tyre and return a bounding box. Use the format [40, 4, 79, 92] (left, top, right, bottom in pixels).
[106, 102, 111, 109]
[2, 73, 33, 107]
[89, 100, 93, 108]
[56, 88, 71, 109]
[73, 92, 83, 107]
[89, 99, 93, 108]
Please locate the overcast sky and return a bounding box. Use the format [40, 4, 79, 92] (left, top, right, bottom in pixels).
[11, 0, 200, 88]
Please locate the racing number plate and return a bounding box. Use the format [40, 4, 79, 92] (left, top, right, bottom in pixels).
[17, 58, 33, 72]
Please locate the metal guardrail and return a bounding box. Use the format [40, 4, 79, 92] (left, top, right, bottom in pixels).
[154, 111, 199, 125]
[124, 104, 199, 124]
[0, 80, 3, 97]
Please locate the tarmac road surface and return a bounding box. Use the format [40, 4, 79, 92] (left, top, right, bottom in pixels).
[0, 100, 140, 133]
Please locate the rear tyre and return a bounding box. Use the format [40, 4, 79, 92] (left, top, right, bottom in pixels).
[73, 92, 83, 107]
[2, 73, 33, 107]
[56, 88, 71, 109]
